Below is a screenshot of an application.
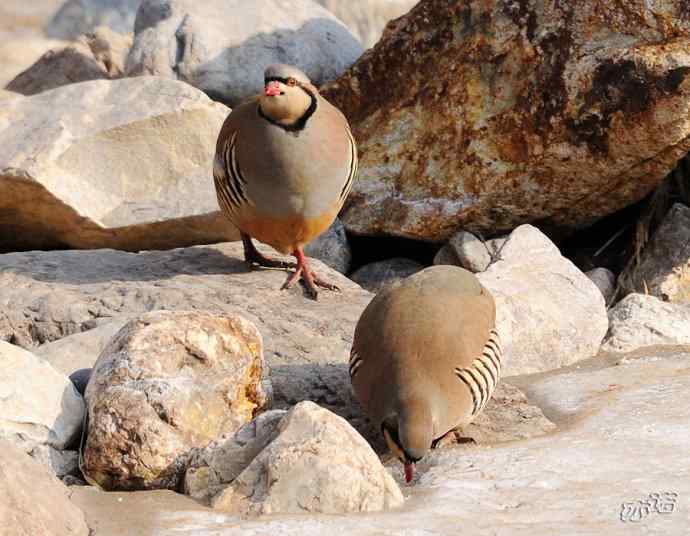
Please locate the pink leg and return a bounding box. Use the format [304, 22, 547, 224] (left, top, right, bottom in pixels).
[281, 247, 340, 300]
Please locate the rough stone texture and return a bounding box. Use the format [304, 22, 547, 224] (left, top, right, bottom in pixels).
[126, 0, 363, 106]
[624, 203, 690, 302]
[350, 257, 424, 293]
[47, 0, 140, 40]
[0, 34, 67, 88]
[477, 225, 608, 376]
[304, 218, 352, 274]
[27, 445, 80, 479]
[7, 26, 133, 96]
[433, 230, 491, 273]
[602, 293, 690, 353]
[83, 311, 270, 491]
[184, 410, 287, 502]
[0, 243, 372, 415]
[323, 0, 690, 241]
[212, 402, 404, 515]
[0, 341, 85, 452]
[0, 77, 238, 252]
[67, 350, 690, 534]
[315, 0, 417, 48]
[0, 439, 89, 536]
[586, 267, 616, 304]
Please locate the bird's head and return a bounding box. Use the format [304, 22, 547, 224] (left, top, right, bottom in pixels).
[382, 403, 434, 484]
[259, 64, 317, 127]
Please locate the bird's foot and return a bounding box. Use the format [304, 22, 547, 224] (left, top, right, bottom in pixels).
[281, 248, 341, 300]
[242, 233, 295, 271]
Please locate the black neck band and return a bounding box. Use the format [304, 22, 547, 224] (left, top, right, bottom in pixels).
[258, 82, 317, 133]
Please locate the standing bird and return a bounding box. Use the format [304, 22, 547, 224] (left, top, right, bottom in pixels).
[213, 64, 357, 299]
[350, 265, 502, 483]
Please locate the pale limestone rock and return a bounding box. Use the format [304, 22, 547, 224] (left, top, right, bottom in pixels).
[47, 0, 140, 39]
[304, 218, 352, 274]
[351, 257, 424, 293]
[83, 311, 270, 491]
[324, 0, 690, 241]
[7, 26, 133, 96]
[478, 225, 608, 376]
[433, 230, 491, 273]
[126, 0, 363, 106]
[0, 439, 89, 536]
[586, 267, 616, 304]
[315, 0, 418, 48]
[0, 90, 21, 100]
[0, 77, 238, 252]
[184, 410, 287, 502]
[624, 203, 690, 303]
[0, 341, 84, 451]
[212, 402, 404, 515]
[602, 293, 690, 353]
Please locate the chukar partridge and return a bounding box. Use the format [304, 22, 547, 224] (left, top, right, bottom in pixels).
[213, 64, 357, 299]
[350, 265, 502, 482]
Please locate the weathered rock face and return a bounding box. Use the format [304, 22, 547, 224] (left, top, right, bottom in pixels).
[7, 26, 132, 96]
[586, 267, 616, 304]
[304, 218, 352, 274]
[0, 34, 67, 88]
[0, 439, 90, 536]
[477, 225, 608, 376]
[315, 0, 417, 48]
[126, 0, 363, 106]
[623, 203, 690, 302]
[212, 401, 404, 515]
[433, 230, 491, 273]
[0, 341, 84, 452]
[83, 311, 270, 491]
[0, 77, 238, 252]
[323, 0, 690, 241]
[47, 0, 140, 40]
[184, 409, 287, 502]
[350, 257, 424, 293]
[602, 293, 690, 353]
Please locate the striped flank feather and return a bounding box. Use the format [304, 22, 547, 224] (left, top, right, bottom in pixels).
[214, 131, 251, 219]
[349, 348, 363, 379]
[454, 329, 502, 416]
[338, 127, 358, 203]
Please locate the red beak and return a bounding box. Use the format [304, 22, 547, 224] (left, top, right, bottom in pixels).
[404, 462, 415, 483]
[264, 81, 282, 97]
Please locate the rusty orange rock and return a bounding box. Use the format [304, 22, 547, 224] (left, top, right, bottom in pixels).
[323, 0, 690, 241]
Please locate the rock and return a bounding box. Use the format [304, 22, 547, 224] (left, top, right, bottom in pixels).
[26, 445, 81, 479]
[623, 203, 690, 302]
[35, 318, 130, 377]
[315, 0, 417, 48]
[602, 293, 690, 353]
[47, 0, 140, 40]
[83, 311, 270, 491]
[184, 410, 287, 502]
[125, 0, 363, 106]
[0, 341, 85, 452]
[0, 34, 67, 88]
[323, 1, 690, 241]
[586, 267, 616, 304]
[0, 77, 239, 252]
[7, 26, 133, 96]
[304, 218, 352, 274]
[211, 401, 404, 515]
[477, 225, 608, 376]
[0, 90, 21, 100]
[350, 257, 424, 293]
[433, 230, 491, 273]
[69, 368, 92, 395]
[0, 439, 89, 536]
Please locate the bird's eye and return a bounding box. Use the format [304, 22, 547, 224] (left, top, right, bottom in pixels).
[287, 78, 297, 87]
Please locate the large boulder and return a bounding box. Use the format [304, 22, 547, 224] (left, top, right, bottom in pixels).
[0, 77, 238, 252]
[125, 0, 363, 106]
[315, 0, 417, 48]
[46, 0, 140, 40]
[323, 0, 690, 241]
[623, 203, 690, 303]
[477, 225, 608, 376]
[211, 401, 404, 515]
[0, 439, 89, 536]
[602, 293, 690, 353]
[7, 26, 132, 96]
[0, 341, 84, 452]
[83, 311, 270, 491]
